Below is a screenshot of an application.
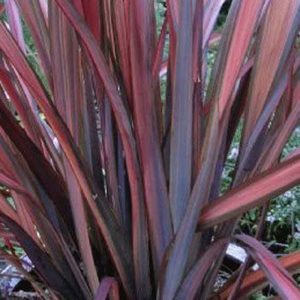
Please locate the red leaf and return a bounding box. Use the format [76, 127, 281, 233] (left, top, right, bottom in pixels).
[128, 1, 171, 281]
[219, 250, 300, 299]
[235, 234, 300, 300]
[5, 0, 26, 52]
[175, 239, 227, 299]
[0, 21, 134, 297]
[95, 277, 119, 300]
[243, 0, 300, 141]
[16, 0, 52, 86]
[203, 0, 226, 49]
[0, 214, 85, 300]
[211, 0, 265, 120]
[199, 153, 300, 229]
[82, 0, 100, 41]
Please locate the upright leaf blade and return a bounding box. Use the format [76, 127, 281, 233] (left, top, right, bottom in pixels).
[243, 0, 300, 142]
[16, 0, 52, 85]
[169, 0, 193, 231]
[0, 21, 135, 297]
[208, 0, 266, 120]
[95, 277, 119, 300]
[128, 0, 166, 292]
[203, 0, 226, 49]
[175, 239, 227, 300]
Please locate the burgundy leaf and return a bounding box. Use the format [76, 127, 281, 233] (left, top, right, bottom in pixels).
[236, 234, 300, 300]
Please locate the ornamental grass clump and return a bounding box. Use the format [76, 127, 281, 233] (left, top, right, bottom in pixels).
[0, 0, 299, 299]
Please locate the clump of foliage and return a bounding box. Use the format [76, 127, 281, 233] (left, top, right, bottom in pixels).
[0, 0, 299, 299]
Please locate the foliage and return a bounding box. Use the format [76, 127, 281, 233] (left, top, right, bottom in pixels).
[0, 0, 299, 299]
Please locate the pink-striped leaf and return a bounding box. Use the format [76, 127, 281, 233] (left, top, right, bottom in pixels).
[243, 0, 300, 141]
[0, 20, 135, 298]
[175, 239, 227, 299]
[95, 277, 119, 300]
[199, 153, 300, 229]
[236, 234, 300, 300]
[219, 251, 300, 299]
[211, 0, 265, 120]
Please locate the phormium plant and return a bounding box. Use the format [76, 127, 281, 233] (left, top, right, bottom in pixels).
[0, 0, 299, 299]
